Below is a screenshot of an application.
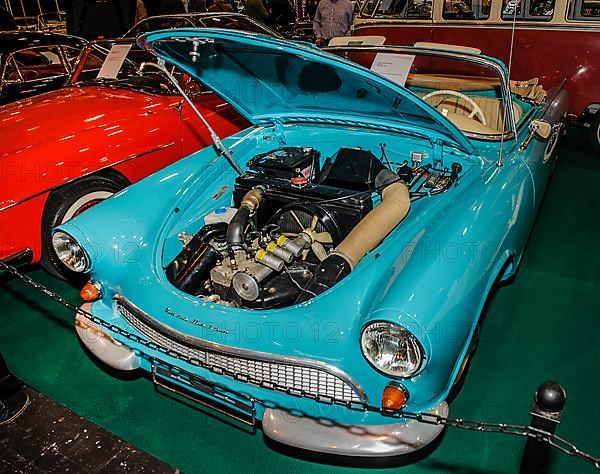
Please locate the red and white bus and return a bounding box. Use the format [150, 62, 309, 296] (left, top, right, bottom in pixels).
[354, 0, 600, 151]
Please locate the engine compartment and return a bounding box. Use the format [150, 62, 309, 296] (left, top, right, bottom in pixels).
[166, 145, 462, 309]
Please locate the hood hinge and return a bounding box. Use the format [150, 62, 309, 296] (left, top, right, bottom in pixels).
[431, 138, 444, 168]
[273, 119, 287, 145]
[259, 118, 286, 145]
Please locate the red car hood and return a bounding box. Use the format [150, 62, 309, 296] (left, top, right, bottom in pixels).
[0, 87, 178, 157]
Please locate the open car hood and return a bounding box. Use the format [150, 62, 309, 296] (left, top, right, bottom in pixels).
[139, 29, 474, 154]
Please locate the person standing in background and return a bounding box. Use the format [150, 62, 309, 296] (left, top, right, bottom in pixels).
[313, 0, 353, 46]
[208, 0, 234, 11]
[245, 0, 270, 24]
[135, 0, 148, 23]
[268, 0, 295, 28]
[305, 0, 319, 19]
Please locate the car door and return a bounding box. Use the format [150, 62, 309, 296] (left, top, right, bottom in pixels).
[517, 86, 568, 211]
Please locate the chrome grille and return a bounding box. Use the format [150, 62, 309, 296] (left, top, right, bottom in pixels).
[116, 300, 364, 403]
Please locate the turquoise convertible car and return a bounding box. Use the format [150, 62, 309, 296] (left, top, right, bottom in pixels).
[53, 30, 568, 456]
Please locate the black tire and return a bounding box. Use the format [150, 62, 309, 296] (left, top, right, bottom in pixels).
[40, 174, 127, 281]
[589, 113, 600, 154]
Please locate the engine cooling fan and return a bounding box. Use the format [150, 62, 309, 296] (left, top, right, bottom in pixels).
[270, 204, 341, 261]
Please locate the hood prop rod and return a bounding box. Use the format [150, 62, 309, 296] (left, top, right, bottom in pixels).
[144, 59, 243, 175]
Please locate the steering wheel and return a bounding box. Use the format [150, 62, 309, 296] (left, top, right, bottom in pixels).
[422, 89, 487, 126]
[20, 69, 39, 81]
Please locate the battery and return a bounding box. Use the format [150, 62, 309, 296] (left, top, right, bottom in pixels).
[246, 147, 320, 180]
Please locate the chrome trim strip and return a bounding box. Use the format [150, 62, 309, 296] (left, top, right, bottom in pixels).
[0, 142, 175, 213]
[113, 295, 368, 402]
[0, 248, 33, 272]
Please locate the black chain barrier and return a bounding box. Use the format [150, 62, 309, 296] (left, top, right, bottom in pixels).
[1, 258, 599, 470]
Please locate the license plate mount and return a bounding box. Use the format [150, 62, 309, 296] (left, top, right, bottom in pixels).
[151, 360, 256, 428]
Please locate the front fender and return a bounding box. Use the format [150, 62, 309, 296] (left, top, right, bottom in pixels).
[55, 146, 221, 279]
[360, 160, 532, 405]
[54, 126, 255, 282]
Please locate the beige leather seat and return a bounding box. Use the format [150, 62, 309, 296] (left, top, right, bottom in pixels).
[414, 91, 523, 134]
[431, 95, 524, 131]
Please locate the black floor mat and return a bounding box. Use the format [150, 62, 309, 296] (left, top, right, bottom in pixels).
[0, 387, 177, 473]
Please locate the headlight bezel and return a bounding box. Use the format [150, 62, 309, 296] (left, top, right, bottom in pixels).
[51, 231, 90, 273]
[360, 320, 426, 379]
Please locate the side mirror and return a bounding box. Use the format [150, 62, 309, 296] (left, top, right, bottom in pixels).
[530, 119, 552, 140]
[520, 119, 555, 151]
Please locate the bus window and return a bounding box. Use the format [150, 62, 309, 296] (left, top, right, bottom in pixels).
[502, 0, 555, 19]
[362, 0, 432, 18]
[442, 0, 491, 19]
[567, 0, 600, 18]
[582, 0, 600, 16]
[530, 0, 555, 15]
[502, 0, 521, 16]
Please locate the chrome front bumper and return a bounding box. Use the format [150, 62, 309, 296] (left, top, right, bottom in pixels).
[262, 401, 448, 457]
[75, 309, 140, 371]
[76, 306, 447, 457]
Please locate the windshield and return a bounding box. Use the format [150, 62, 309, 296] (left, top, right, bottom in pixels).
[125, 18, 194, 38]
[338, 47, 517, 138]
[125, 14, 279, 39]
[68, 41, 177, 94]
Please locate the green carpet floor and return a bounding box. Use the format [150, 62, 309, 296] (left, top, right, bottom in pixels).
[1, 129, 599, 473]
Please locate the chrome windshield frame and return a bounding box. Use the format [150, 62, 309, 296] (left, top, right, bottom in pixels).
[322, 44, 518, 140]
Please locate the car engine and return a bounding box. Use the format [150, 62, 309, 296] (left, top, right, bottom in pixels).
[166, 146, 461, 309]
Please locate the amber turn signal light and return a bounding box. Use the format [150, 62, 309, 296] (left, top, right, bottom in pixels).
[80, 281, 101, 302]
[382, 383, 409, 410]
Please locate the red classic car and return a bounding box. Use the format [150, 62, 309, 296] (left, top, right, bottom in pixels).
[0, 39, 246, 277]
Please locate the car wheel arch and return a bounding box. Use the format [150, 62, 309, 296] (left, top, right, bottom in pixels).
[443, 249, 518, 396]
[39, 169, 131, 279]
[41, 168, 130, 223]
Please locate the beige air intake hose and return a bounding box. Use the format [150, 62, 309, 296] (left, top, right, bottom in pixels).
[332, 181, 410, 269]
[296, 169, 410, 302]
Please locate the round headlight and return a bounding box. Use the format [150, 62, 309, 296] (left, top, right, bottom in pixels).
[52, 231, 90, 273]
[361, 321, 424, 378]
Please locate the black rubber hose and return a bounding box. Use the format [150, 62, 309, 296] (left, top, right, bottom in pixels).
[174, 244, 221, 294]
[166, 222, 226, 288]
[374, 168, 399, 189]
[226, 205, 251, 246]
[196, 222, 228, 243]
